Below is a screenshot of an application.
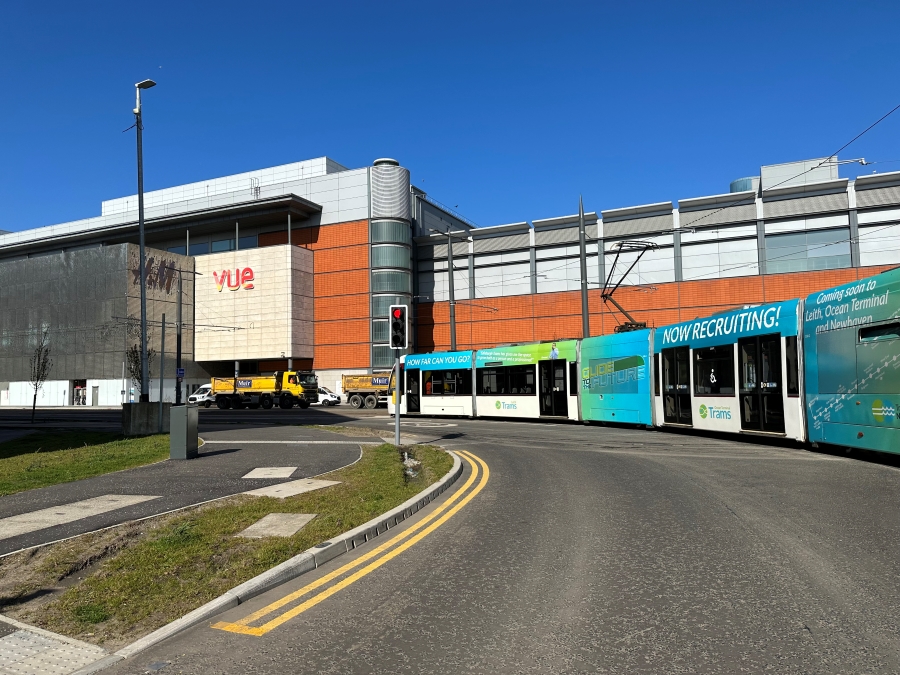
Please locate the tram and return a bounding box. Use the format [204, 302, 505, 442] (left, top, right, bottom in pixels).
[388, 267, 900, 456]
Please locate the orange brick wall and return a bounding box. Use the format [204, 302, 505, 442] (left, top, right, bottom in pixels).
[260, 220, 370, 369]
[417, 265, 898, 352]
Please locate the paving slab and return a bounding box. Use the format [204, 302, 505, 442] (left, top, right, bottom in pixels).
[0, 495, 159, 541]
[0, 616, 106, 675]
[236, 513, 317, 538]
[243, 479, 340, 499]
[241, 467, 297, 479]
[0, 428, 362, 556]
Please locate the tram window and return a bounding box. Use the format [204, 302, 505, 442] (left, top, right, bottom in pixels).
[693, 346, 735, 396]
[785, 336, 800, 397]
[859, 322, 900, 342]
[424, 369, 471, 396]
[508, 366, 536, 395]
[569, 362, 578, 396]
[653, 353, 660, 396]
[477, 366, 535, 396]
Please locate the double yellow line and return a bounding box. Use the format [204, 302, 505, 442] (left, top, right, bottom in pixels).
[212, 450, 489, 636]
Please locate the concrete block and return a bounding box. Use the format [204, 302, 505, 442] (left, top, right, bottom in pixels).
[122, 402, 171, 436]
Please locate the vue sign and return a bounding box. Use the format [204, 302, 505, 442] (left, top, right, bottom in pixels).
[213, 268, 255, 292]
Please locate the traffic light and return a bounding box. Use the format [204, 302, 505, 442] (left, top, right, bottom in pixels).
[389, 305, 408, 349]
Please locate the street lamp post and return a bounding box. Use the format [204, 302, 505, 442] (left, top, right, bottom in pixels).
[578, 196, 590, 339]
[134, 79, 156, 402]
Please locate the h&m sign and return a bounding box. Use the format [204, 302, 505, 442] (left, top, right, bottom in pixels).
[213, 268, 255, 292]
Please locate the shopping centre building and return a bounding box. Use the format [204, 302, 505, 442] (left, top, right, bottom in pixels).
[1, 155, 898, 405]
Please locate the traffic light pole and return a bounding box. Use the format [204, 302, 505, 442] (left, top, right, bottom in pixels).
[394, 349, 401, 448]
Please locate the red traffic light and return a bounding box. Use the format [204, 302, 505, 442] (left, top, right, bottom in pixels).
[393, 308, 403, 318]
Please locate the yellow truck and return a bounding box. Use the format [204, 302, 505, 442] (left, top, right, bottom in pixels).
[211, 371, 318, 410]
[342, 373, 391, 409]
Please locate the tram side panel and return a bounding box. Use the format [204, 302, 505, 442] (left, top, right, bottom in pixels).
[803, 268, 900, 454]
[390, 351, 475, 417]
[653, 299, 806, 441]
[475, 341, 579, 421]
[580, 330, 654, 426]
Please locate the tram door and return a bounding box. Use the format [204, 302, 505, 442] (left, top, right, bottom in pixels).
[539, 360, 568, 417]
[738, 334, 785, 433]
[661, 347, 692, 425]
[405, 368, 420, 413]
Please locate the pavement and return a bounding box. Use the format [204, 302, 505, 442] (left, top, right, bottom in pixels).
[0, 425, 379, 557]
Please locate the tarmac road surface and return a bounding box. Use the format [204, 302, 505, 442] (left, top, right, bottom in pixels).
[96, 417, 900, 674]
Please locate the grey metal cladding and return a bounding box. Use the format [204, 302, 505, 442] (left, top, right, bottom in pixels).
[0, 244, 199, 381]
[416, 244, 435, 260]
[603, 213, 674, 238]
[856, 184, 900, 209]
[679, 203, 756, 229]
[473, 233, 531, 253]
[763, 192, 849, 219]
[452, 241, 469, 256]
[371, 165, 411, 220]
[586, 223, 599, 239]
[535, 226, 579, 246]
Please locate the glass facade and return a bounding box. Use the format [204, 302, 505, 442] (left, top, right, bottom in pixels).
[371, 220, 412, 245]
[372, 319, 389, 343]
[372, 244, 411, 269]
[765, 229, 851, 274]
[189, 242, 209, 256]
[372, 294, 408, 318]
[372, 270, 411, 293]
[211, 238, 234, 253]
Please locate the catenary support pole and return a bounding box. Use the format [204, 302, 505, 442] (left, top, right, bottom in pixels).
[579, 196, 590, 339]
[447, 232, 456, 351]
[159, 313, 166, 433]
[175, 272, 183, 405]
[394, 349, 401, 447]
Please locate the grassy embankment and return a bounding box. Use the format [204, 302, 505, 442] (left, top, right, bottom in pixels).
[1, 443, 452, 648]
[0, 432, 170, 497]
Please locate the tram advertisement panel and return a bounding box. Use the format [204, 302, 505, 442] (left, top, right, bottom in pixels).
[654, 299, 800, 352]
[475, 341, 577, 367]
[580, 331, 652, 425]
[803, 268, 900, 453]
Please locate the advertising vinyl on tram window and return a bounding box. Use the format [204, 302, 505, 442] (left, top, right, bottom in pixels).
[402, 351, 475, 417]
[474, 341, 577, 367]
[580, 330, 653, 426]
[803, 267, 900, 454]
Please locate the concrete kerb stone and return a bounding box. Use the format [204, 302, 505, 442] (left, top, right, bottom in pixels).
[80, 449, 464, 671]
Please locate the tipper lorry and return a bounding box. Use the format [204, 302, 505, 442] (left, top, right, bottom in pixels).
[342, 373, 391, 408]
[211, 371, 318, 410]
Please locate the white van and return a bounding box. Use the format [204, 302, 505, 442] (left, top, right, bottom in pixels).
[188, 384, 214, 408]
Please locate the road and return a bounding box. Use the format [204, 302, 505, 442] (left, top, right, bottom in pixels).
[66, 413, 899, 674]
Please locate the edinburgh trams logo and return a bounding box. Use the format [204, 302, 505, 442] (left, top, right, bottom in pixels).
[872, 400, 897, 423]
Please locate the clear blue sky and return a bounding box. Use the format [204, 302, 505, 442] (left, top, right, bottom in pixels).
[2, 1, 899, 232]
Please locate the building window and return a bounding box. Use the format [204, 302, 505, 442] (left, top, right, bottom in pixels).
[372, 245, 411, 269]
[167, 245, 186, 255]
[693, 345, 735, 396]
[372, 345, 399, 368]
[189, 242, 209, 256]
[476, 366, 536, 396]
[211, 238, 234, 253]
[765, 229, 851, 274]
[424, 369, 471, 396]
[371, 220, 412, 245]
[238, 235, 258, 250]
[372, 270, 412, 293]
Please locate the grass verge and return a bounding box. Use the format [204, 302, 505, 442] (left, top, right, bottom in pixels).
[1, 443, 452, 649]
[0, 432, 170, 497]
